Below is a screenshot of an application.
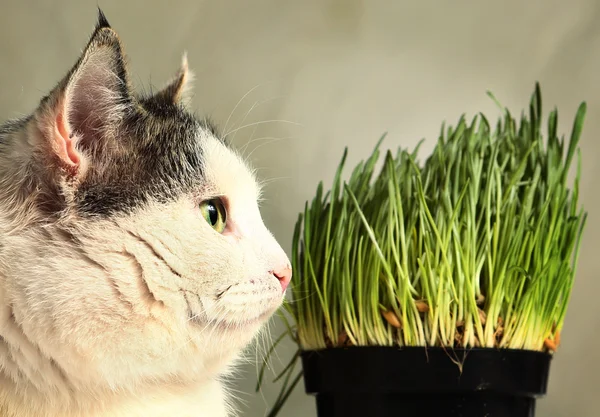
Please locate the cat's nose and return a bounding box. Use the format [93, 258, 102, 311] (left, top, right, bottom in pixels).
[271, 264, 292, 292]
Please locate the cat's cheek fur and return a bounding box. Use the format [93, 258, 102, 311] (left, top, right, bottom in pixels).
[0, 214, 262, 416]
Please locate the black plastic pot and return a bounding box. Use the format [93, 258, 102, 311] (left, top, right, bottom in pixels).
[301, 346, 552, 417]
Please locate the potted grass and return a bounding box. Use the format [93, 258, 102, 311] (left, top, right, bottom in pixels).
[257, 84, 588, 417]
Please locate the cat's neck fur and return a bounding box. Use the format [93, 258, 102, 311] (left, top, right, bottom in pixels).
[0, 373, 230, 417]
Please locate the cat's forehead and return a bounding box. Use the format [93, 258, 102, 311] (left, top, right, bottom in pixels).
[73, 100, 257, 216]
[200, 131, 259, 202]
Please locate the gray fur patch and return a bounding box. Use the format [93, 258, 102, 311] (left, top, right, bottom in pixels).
[73, 100, 215, 217]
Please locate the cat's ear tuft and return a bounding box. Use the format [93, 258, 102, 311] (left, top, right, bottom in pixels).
[96, 7, 111, 30]
[35, 16, 132, 178]
[152, 53, 194, 106]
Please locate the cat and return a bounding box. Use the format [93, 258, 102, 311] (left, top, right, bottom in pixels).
[0, 9, 291, 417]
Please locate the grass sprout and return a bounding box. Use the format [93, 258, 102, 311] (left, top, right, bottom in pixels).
[258, 84, 588, 415]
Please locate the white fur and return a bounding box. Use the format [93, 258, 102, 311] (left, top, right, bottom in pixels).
[0, 119, 290, 416]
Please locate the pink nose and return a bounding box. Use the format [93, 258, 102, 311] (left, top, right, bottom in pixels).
[272, 265, 292, 292]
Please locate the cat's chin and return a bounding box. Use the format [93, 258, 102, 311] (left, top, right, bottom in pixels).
[189, 304, 280, 334]
[216, 308, 277, 331]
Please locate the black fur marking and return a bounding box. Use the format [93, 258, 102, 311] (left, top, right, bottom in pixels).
[73, 99, 209, 217]
[139, 96, 221, 139]
[96, 8, 111, 30]
[0, 117, 30, 138]
[0, 117, 31, 151]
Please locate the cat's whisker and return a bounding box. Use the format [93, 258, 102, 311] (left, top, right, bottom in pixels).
[254, 324, 269, 367]
[251, 328, 272, 402]
[231, 95, 287, 146]
[223, 97, 259, 143]
[241, 135, 296, 159]
[281, 287, 313, 303]
[223, 119, 303, 139]
[266, 320, 287, 372]
[243, 136, 297, 164]
[231, 99, 261, 146]
[257, 176, 293, 188]
[223, 83, 264, 136]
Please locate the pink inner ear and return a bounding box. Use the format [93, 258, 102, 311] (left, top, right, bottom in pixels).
[55, 112, 80, 167]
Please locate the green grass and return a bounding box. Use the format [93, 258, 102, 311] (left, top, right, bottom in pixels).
[258, 84, 588, 415]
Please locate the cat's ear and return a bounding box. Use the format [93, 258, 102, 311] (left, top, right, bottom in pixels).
[152, 53, 194, 106]
[34, 9, 132, 178]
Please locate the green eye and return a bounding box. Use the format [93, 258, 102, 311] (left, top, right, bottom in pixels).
[199, 199, 227, 233]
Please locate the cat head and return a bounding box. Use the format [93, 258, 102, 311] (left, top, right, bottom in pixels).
[0, 10, 291, 395]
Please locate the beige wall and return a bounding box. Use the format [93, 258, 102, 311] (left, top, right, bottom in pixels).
[1, 1, 599, 416]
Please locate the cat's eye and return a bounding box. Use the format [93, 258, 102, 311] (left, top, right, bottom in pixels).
[199, 199, 227, 233]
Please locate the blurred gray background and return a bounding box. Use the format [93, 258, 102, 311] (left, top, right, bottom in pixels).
[1, 1, 598, 416]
